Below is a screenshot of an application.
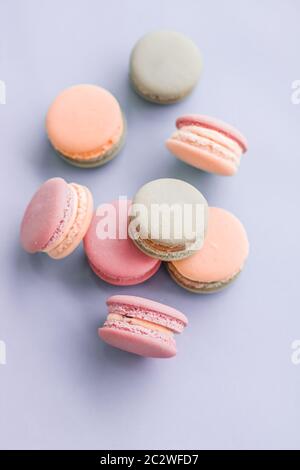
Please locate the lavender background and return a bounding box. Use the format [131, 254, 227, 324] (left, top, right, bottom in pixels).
[0, 0, 299, 450]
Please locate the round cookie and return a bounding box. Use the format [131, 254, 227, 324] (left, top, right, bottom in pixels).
[46, 84, 126, 168]
[84, 200, 161, 286]
[130, 31, 202, 104]
[20, 177, 93, 259]
[128, 178, 208, 261]
[166, 114, 248, 176]
[167, 207, 249, 293]
[99, 295, 188, 358]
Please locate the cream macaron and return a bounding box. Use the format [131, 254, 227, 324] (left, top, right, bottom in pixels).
[128, 178, 208, 261]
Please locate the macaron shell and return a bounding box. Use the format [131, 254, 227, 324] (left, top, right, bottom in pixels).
[20, 177, 70, 253]
[88, 258, 160, 286]
[107, 295, 188, 325]
[48, 185, 93, 259]
[167, 263, 241, 294]
[57, 114, 127, 168]
[99, 327, 177, 358]
[84, 201, 161, 285]
[46, 84, 124, 161]
[166, 138, 237, 176]
[176, 115, 248, 152]
[130, 178, 208, 247]
[169, 207, 249, 284]
[130, 30, 202, 104]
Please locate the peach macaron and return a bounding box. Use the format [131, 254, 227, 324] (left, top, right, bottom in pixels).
[166, 115, 248, 176]
[46, 84, 126, 168]
[167, 207, 249, 293]
[20, 177, 93, 259]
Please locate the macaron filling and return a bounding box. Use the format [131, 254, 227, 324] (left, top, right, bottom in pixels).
[102, 319, 176, 346]
[176, 117, 247, 152]
[170, 125, 243, 168]
[47, 184, 90, 258]
[107, 302, 186, 334]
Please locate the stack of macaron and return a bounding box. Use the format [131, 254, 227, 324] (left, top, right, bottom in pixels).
[20, 29, 250, 358]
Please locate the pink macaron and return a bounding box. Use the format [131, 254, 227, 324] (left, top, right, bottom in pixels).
[166, 114, 248, 176]
[20, 177, 93, 259]
[99, 295, 188, 358]
[83, 200, 161, 285]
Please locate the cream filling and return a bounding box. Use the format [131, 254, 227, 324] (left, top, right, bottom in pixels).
[172, 125, 242, 166]
[107, 314, 174, 336]
[47, 184, 89, 257]
[108, 304, 185, 333]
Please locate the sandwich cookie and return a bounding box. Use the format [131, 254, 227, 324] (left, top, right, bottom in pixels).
[84, 200, 161, 286]
[128, 178, 208, 261]
[99, 295, 188, 358]
[20, 177, 93, 259]
[166, 115, 248, 176]
[167, 207, 249, 293]
[130, 30, 202, 104]
[46, 84, 126, 168]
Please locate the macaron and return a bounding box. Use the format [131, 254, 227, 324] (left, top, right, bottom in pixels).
[84, 200, 161, 286]
[99, 295, 188, 358]
[46, 84, 126, 168]
[166, 115, 248, 176]
[128, 178, 208, 261]
[20, 177, 93, 259]
[130, 30, 202, 104]
[167, 207, 249, 293]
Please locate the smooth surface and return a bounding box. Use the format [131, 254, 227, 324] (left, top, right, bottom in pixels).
[46, 84, 124, 162]
[130, 30, 202, 103]
[20, 177, 70, 253]
[84, 201, 161, 285]
[1, 0, 300, 450]
[169, 207, 249, 284]
[129, 178, 208, 259]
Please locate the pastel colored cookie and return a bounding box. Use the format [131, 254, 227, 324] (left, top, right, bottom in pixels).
[84, 200, 161, 285]
[99, 295, 188, 358]
[128, 178, 208, 261]
[167, 207, 249, 293]
[166, 115, 248, 176]
[130, 31, 202, 104]
[20, 177, 93, 259]
[46, 84, 126, 168]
